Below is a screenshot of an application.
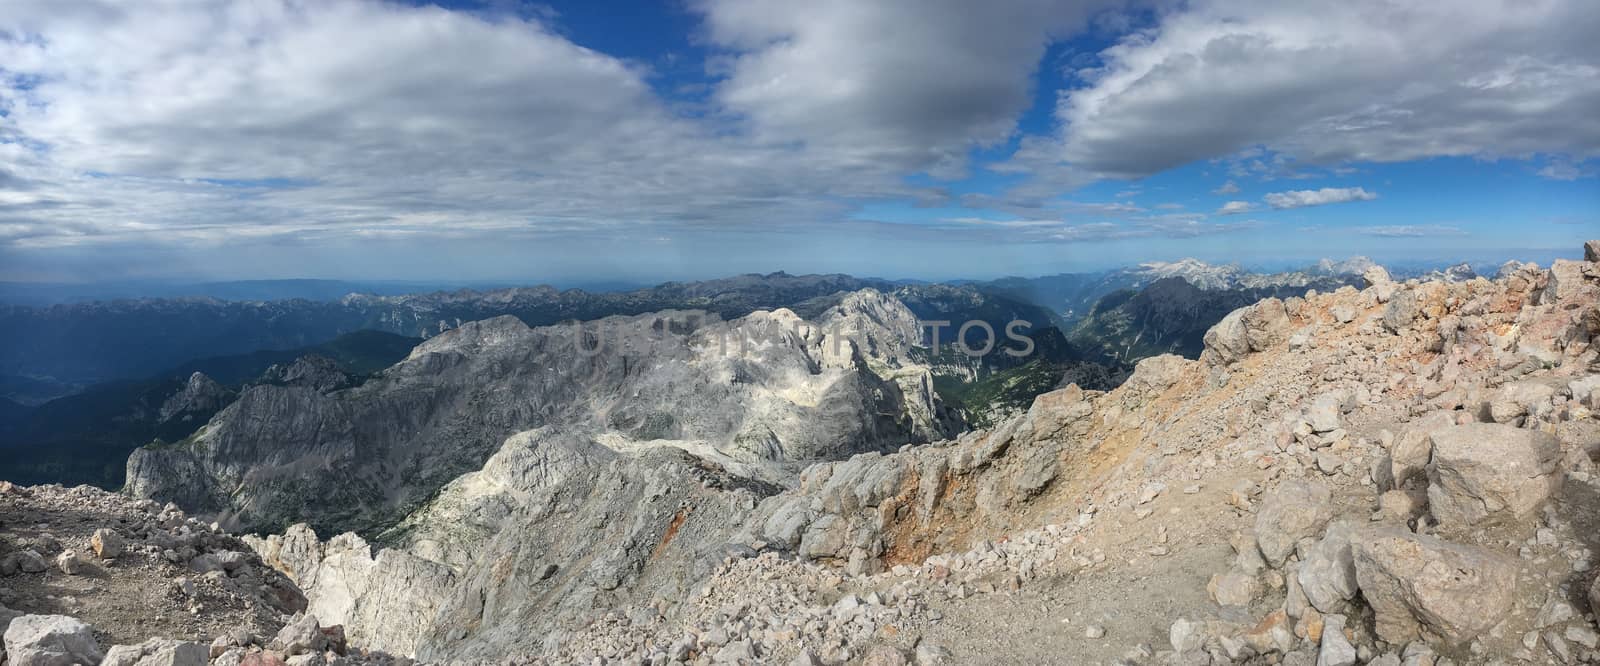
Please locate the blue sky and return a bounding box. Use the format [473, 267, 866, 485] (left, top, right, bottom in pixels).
[0, 0, 1596, 284]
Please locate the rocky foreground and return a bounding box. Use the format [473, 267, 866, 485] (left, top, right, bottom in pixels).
[5, 242, 1600, 665]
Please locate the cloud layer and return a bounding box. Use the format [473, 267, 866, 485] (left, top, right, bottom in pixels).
[0, 0, 1594, 279]
[1051, 0, 1600, 178]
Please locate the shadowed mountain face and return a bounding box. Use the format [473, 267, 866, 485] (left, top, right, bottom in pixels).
[0, 330, 420, 489]
[126, 291, 958, 536]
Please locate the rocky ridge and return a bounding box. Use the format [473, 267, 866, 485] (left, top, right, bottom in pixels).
[4, 243, 1598, 665]
[220, 242, 1600, 664]
[126, 290, 956, 535]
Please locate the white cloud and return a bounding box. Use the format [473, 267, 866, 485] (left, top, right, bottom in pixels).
[1263, 187, 1377, 210]
[1536, 159, 1596, 180]
[1217, 201, 1255, 215]
[1212, 180, 1241, 195]
[1356, 225, 1466, 238]
[697, 0, 1116, 177]
[1050, 0, 1600, 177]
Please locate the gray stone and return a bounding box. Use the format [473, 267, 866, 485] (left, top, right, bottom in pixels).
[715, 640, 758, 664]
[1585, 239, 1600, 262]
[53, 551, 88, 576]
[3, 551, 47, 575]
[1382, 412, 1455, 491]
[1383, 289, 1419, 333]
[1256, 479, 1333, 567]
[101, 639, 208, 666]
[3, 615, 104, 666]
[1353, 528, 1516, 646]
[1487, 381, 1557, 424]
[1567, 625, 1599, 649]
[1208, 571, 1260, 607]
[270, 613, 326, 656]
[1298, 523, 1358, 614]
[1170, 617, 1205, 653]
[1426, 423, 1561, 529]
[1202, 299, 1291, 365]
[1318, 614, 1357, 666]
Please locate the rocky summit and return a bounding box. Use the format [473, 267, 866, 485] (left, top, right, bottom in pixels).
[2, 243, 1598, 665]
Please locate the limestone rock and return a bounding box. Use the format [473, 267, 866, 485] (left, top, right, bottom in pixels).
[1208, 572, 1261, 607]
[1426, 423, 1561, 529]
[1256, 479, 1333, 567]
[270, 614, 326, 657]
[53, 550, 88, 576]
[1383, 289, 1419, 333]
[3, 615, 104, 666]
[91, 528, 125, 559]
[1352, 528, 1516, 645]
[1487, 380, 1557, 425]
[1298, 523, 1358, 614]
[1379, 412, 1455, 491]
[1318, 614, 1357, 666]
[1203, 299, 1292, 365]
[101, 639, 208, 666]
[1362, 265, 1392, 288]
[1585, 239, 1600, 262]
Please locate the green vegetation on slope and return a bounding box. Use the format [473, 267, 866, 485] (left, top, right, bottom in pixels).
[932, 359, 1064, 429]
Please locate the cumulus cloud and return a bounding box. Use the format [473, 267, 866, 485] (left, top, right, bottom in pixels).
[1217, 201, 1255, 215]
[1212, 180, 1241, 195]
[14, 0, 1075, 252]
[1263, 187, 1377, 210]
[1051, 0, 1600, 177]
[697, 0, 1115, 177]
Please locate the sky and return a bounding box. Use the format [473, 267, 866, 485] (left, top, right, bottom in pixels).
[0, 0, 1597, 284]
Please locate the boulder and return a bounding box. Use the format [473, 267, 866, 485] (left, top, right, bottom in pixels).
[53, 551, 89, 576]
[1379, 412, 1456, 491]
[1486, 381, 1557, 425]
[1362, 265, 1392, 288]
[1, 551, 47, 575]
[1586, 239, 1600, 262]
[1382, 289, 1419, 333]
[1541, 260, 1588, 305]
[1590, 576, 1600, 618]
[91, 529, 125, 560]
[1306, 392, 1345, 434]
[1297, 522, 1358, 614]
[1202, 299, 1292, 365]
[1426, 423, 1561, 529]
[1255, 479, 1333, 567]
[1208, 571, 1261, 607]
[1352, 528, 1516, 646]
[3, 615, 104, 666]
[101, 639, 208, 666]
[269, 614, 326, 656]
